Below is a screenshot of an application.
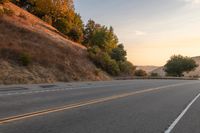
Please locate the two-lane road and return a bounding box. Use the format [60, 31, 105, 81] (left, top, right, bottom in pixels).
[0, 80, 200, 133]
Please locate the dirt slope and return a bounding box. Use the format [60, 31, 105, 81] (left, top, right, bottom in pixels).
[0, 3, 110, 84]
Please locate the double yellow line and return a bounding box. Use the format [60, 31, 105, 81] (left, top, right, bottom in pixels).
[0, 82, 193, 125]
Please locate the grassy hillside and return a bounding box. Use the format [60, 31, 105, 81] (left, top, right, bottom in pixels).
[0, 2, 110, 84]
[136, 66, 159, 74]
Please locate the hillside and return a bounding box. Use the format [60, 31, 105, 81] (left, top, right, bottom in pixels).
[136, 66, 159, 74]
[151, 56, 200, 77]
[0, 2, 110, 84]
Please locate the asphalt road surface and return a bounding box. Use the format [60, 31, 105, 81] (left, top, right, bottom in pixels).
[0, 79, 200, 133]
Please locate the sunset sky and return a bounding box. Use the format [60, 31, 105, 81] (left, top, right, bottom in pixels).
[74, 0, 200, 66]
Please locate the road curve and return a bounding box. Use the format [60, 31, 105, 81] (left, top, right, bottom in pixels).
[0, 80, 200, 133]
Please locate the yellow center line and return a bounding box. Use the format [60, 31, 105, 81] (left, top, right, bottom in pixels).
[0, 82, 195, 125]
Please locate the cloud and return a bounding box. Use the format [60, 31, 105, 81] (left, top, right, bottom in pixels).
[135, 30, 147, 36]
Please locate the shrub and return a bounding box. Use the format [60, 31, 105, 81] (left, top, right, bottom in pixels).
[67, 28, 83, 43]
[88, 49, 120, 76]
[118, 61, 135, 75]
[151, 72, 158, 77]
[111, 44, 127, 61]
[53, 18, 71, 35]
[134, 69, 147, 77]
[19, 53, 32, 66]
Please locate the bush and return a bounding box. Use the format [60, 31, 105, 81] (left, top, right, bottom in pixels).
[19, 53, 32, 66]
[134, 69, 147, 77]
[88, 49, 120, 76]
[118, 61, 135, 75]
[53, 18, 71, 35]
[67, 28, 83, 43]
[151, 72, 158, 77]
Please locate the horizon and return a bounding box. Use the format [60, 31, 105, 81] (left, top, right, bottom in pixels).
[74, 0, 200, 66]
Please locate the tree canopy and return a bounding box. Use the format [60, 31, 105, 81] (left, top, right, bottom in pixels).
[164, 55, 198, 77]
[85, 20, 135, 76]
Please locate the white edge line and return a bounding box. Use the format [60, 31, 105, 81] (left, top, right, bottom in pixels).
[165, 92, 200, 133]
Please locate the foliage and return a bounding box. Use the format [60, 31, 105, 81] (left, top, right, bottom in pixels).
[134, 69, 147, 77]
[83, 19, 97, 46]
[111, 44, 127, 61]
[164, 55, 198, 77]
[88, 48, 120, 76]
[84, 20, 118, 53]
[85, 19, 135, 76]
[53, 18, 71, 35]
[151, 72, 159, 77]
[118, 61, 135, 75]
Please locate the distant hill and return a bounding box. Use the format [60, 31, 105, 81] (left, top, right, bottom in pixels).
[136, 66, 159, 74]
[151, 56, 200, 77]
[0, 2, 109, 84]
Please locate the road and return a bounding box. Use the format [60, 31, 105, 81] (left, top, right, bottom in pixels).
[0, 80, 200, 133]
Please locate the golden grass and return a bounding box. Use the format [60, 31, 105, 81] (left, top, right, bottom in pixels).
[0, 3, 110, 84]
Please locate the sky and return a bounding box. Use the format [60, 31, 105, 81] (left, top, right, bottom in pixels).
[74, 0, 200, 66]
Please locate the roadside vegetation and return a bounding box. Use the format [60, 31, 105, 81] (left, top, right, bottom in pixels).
[164, 55, 198, 77]
[134, 69, 147, 77]
[6, 0, 136, 76]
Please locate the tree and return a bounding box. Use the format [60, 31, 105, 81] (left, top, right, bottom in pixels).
[67, 13, 84, 43]
[83, 19, 97, 46]
[164, 55, 198, 77]
[111, 44, 127, 61]
[83, 20, 118, 52]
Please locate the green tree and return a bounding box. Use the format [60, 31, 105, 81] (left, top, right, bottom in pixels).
[164, 55, 198, 77]
[111, 44, 127, 61]
[84, 20, 118, 52]
[67, 13, 84, 43]
[83, 19, 100, 46]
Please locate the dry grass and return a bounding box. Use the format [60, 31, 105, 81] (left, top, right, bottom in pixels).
[0, 3, 110, 84]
